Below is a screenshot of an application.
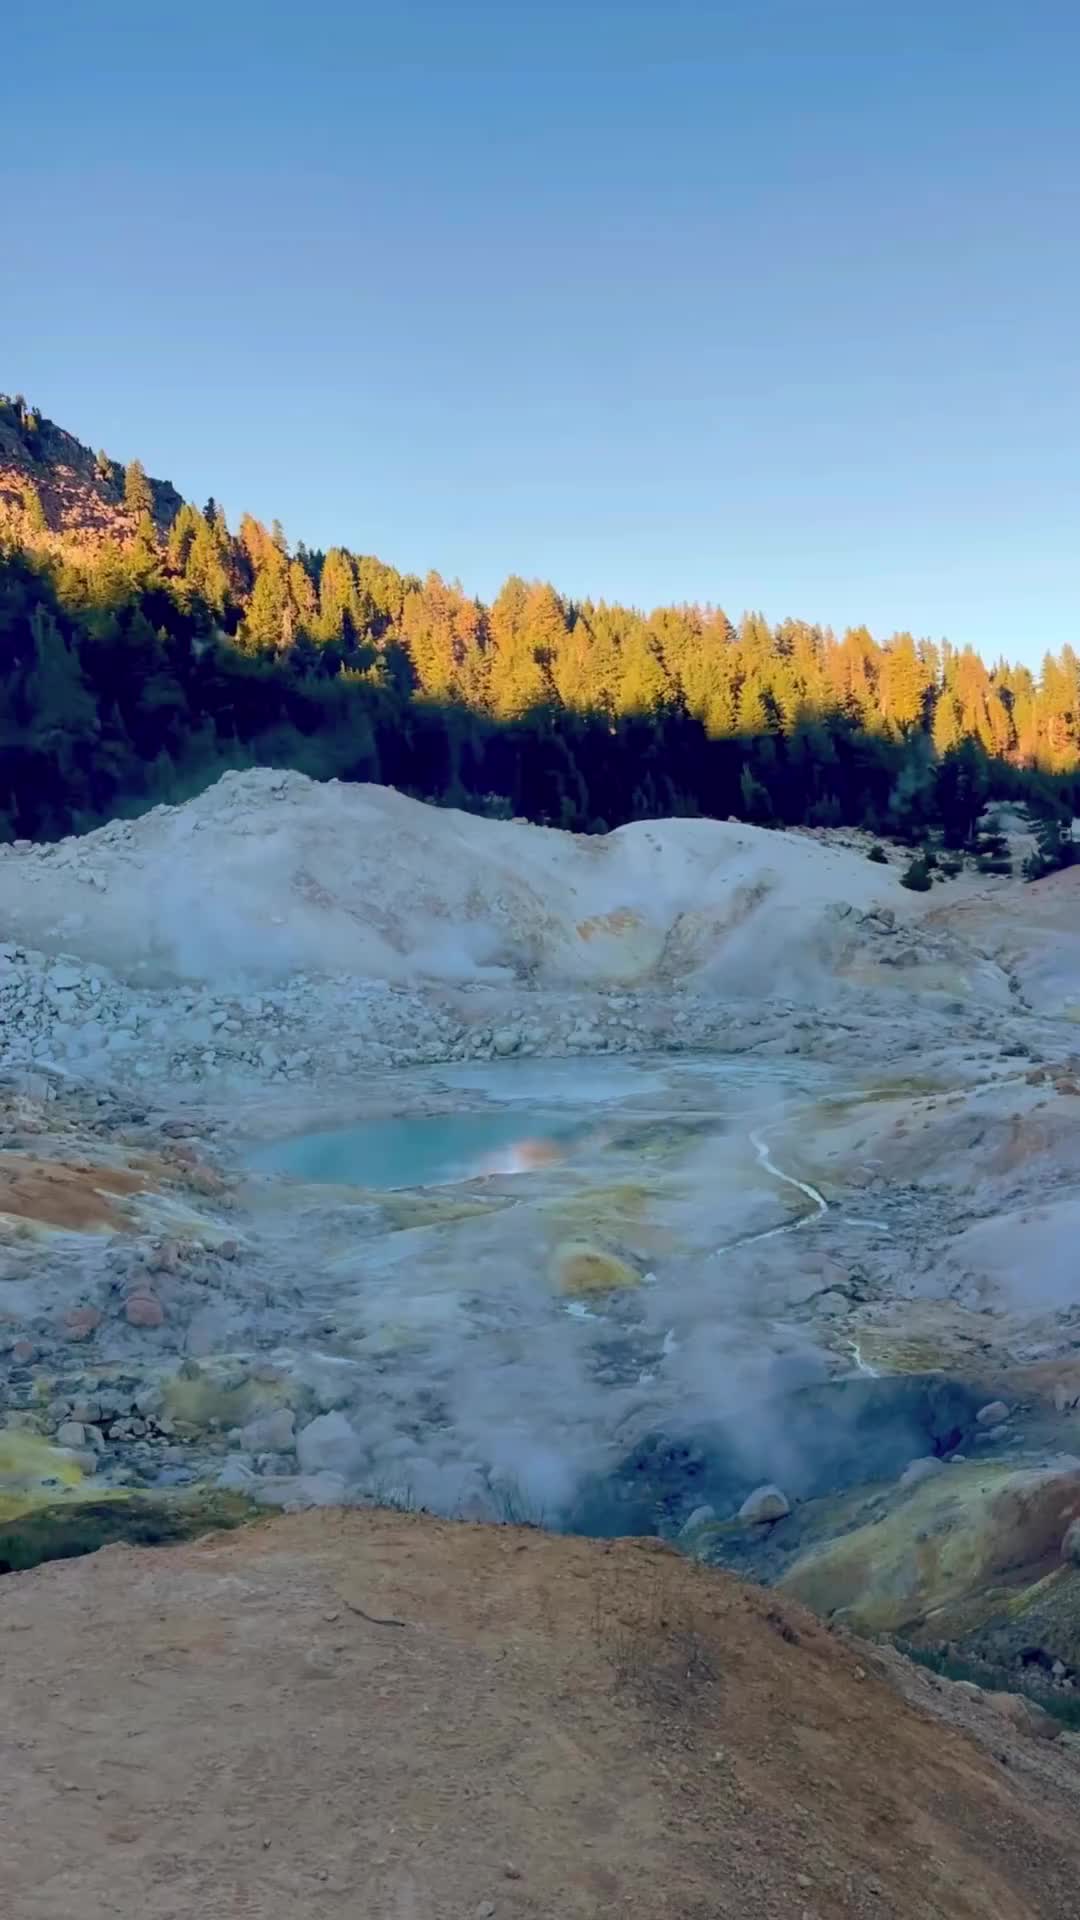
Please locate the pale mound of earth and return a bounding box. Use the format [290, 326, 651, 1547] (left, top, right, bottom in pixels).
[0, 768, 911, 985]
[937, 1197, 1080, 1313]
[930, 866, 1080, 1018]
[4, 1510, 1080, 1920]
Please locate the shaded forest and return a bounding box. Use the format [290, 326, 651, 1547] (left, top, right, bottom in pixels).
[1, 396, 1077, 863]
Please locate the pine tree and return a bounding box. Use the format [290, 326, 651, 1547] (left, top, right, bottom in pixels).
[737, 676, 772, 735]
[549, 616, 597, 711]
[167, 503, 202, 573]
[739, 762, 774, 823]
[22, 482, 48, 535]
[124, 458, 153, 518]
[887, 734, 935, 841]
[618, 629, 673, 714]
[183, 518, 229, 614]
[242, 567, 289, 652]
[931, 691, 962, 756]
[401, 573, 460, 697]
[129, 511, 159, 581]
[879, 633, 929, 734]
[488, 576, 550, 718]
[317, 549, 363, 649]
[521, 582, 569, 671]
[239, 514, 282, 580]
[26, 607, 98, 758]
[288, 559, 318, 635]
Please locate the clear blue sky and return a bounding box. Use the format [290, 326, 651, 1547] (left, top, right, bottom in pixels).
[4, 0, 1078, 661]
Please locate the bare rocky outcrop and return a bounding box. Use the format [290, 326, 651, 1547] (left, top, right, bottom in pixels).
[0, 394, 181, 550]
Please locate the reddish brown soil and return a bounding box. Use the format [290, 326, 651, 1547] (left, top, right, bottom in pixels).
[3, 1510, 1080, 1918]
[0, 1154, 153, 1231]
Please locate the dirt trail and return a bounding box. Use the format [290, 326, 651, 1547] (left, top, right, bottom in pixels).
[3, 1509, 1080, 1920]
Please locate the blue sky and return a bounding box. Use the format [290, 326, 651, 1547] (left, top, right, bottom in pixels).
[4, 0, 1078, 661]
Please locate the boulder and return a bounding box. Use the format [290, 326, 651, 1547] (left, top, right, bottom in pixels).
[738, 1484, 791, 1525]
[296, 1412, 363, 1480]
[240, 1407, 296, 1454]
[61, 1306, 102, 1343]
[976, 1401, 1010, 1428]
[681, 1504, 717, 1536]
[125, 1290, 165, 1329]
[985, 1692, 1060, 1740]
[217, 1456, 258, 1491]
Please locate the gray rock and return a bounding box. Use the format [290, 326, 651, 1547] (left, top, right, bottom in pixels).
[55, 1421, 87, 1449]
[738, 1483, 791, 1525]
[900, 1456, 946, 1490]
[217, 1456, 258, 1491]
[492, 1027, 521, 1056]
[302, 1645, 338, 1678]
[255, 1452, 295, 1476]
[680, 1504, 716, 1535]
[312, 1375, 351, 1413]
[976, 1400, 1010, 1428]
[240, 1407, 296, 1453]
[50, 965, 84, 991]
[296, 1411, 363, 1479]
[815, 1290, 848, 1318]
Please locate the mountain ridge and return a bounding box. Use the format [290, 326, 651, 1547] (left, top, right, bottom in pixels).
[1, 391, 1077, 851]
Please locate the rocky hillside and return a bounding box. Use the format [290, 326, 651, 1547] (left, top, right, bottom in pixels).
[0, 394, 181, 551]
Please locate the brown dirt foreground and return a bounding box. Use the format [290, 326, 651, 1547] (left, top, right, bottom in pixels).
[3, 1513, 1080, 1920]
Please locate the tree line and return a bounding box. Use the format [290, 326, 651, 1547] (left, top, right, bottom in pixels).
[1, 474, 1077, 859]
